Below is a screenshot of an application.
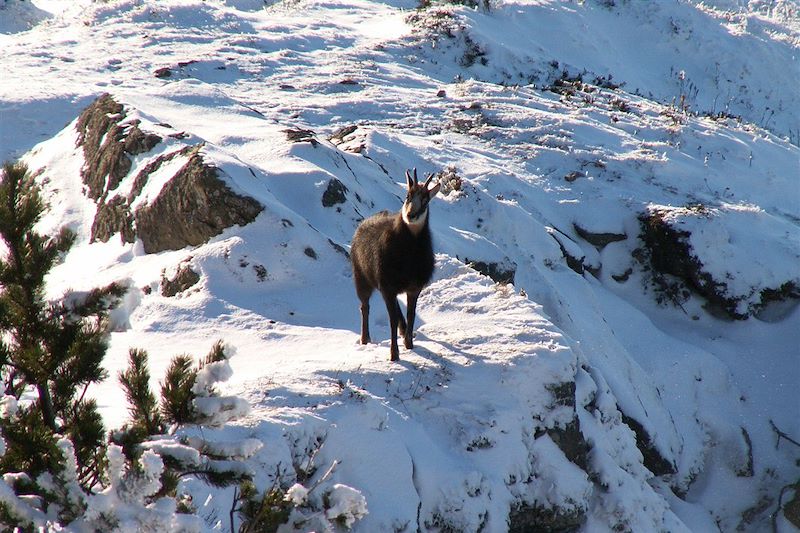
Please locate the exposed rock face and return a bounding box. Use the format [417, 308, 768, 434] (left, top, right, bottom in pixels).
[737, 427, 754, 478]
[321, 178, 348, 207]
[508, 380, 589, 532]
[508, 502, 585, 533]
[76, 94, 263, 253]
[549, 230, 594, 276]
[620, 413, 676, 476]
[543, 381, 590, 471]
[162, 264, 201, 297]
[463, 258, 516, 284]
[553, 239, 585, 276]
[785, 490, 800, 529]
[135, 153, 263, 253]
[573, 223, 626, 249]
[76, 93, 161, 200]
[129, 145, 193, 200]
[638, 206, 799, 319]
[92, 196, 135, 244]
[638, 208, 713, 308]
[284, 127, 318, 145]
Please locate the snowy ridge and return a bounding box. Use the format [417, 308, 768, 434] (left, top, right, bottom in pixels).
[2, 0, 799, 531]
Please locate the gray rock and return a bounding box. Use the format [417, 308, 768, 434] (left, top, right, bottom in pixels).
[463, 258, 516, 284]
[620, 412, 676, 476]
[510, 380, 589, 532]
[134, 152, 263, 253]
[637, 207, 799, 319]
[76, 94, 263, 253]
[573, 223, 626, 249]
[92, 196, 134, 244]
[76, 93, 161, 200]
[321, 178, 348, 207]
[161, 264, 201, 297]
[508, 502, 585, 533]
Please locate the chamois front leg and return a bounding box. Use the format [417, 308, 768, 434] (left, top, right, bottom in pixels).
[404, 290, 420, 350]
[381, 291, 401, 361]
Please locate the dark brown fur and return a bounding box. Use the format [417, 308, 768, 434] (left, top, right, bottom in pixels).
[351, 170, 440, 361]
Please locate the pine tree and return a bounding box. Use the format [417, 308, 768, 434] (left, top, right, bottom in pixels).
[0, 161, 125, 490]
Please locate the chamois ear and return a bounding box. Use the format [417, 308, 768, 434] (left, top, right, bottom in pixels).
[405, 169, 414, 189]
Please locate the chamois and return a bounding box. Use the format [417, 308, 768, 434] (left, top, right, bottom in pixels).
[351, 169, 441, 361]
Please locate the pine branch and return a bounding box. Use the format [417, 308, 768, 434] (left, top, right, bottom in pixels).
[37, 383, 57, 431]
[160, 355, 198, 425]
[119, 348, 163, 435]
[201, 340, 228, 368]
[65, 282, 126, 319]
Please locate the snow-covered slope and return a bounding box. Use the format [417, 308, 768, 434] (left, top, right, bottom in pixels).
[2, 0, 799, 531]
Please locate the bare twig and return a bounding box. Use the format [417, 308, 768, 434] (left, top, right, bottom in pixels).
[230, 485, 239, 533]
[306, 459, 339, 496]
[771, 482, 800, 533]
[770, 419, 800, 449]
[76, 381, 91, 407]
[301, 439, 324, 481]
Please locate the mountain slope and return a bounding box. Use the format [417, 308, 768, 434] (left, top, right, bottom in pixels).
[2, 0, 799, 531]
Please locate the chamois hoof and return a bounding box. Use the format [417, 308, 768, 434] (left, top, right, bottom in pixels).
[404, 337, 413, 350]
[390, 347, 400, 362]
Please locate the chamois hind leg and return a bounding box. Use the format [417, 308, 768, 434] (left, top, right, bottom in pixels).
[395, 300, 407, 337]
[381, 290, 401, 361]
[359, 299, 371, 345]
[355, 279, 373, 345]
[404, 290, 420, 350]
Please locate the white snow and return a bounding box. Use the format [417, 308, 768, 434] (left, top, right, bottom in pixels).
[646, 202, 800, 315]
[285, 483, 309, 506]
[324, 484, 369, 528]
[1, 0, 798, 531]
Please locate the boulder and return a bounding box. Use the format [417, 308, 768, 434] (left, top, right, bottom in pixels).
[463, 258, 516, 284]
[134, 152, 263, 253]
[511, 381, 589, 532]
[573, 223, 626, 249]
[508, 502, 585, 533]
[321, 178, 348, 207]
[92, 196, 135, 244]
[162, 264, 201, 297]
[620, 413, 676, 476]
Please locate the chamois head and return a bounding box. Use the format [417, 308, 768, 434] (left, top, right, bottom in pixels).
[402, 168, 441, 232]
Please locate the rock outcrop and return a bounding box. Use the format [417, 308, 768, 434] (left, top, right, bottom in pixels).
[75, 94, 263, 253]
[321, 178, 348, 208]
[135, 152, 263, 253]
[638, 205, 800, 320]
[76, 94, 162, 200]
[161, 263, 201, 297]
